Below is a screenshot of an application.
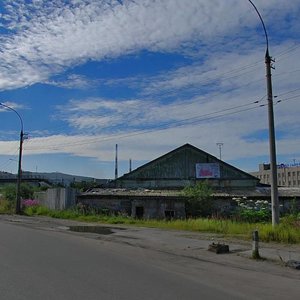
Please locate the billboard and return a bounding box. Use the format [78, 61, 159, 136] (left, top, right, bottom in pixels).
[195, 163, 220, 179]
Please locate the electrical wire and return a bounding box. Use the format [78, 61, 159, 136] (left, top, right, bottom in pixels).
[276, 88, 300, 97]
[275, 94, 300, 105]
[24, 97, 268, 151]
[275, 44, 300, 60]
[24, 92, 300, 153]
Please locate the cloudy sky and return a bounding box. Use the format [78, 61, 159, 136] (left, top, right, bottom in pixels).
[0, 0, 299, 179]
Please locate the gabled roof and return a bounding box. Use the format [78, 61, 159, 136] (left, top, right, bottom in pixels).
[118, 143, 258, 181]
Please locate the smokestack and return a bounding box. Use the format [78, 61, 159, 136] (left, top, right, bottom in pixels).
[129, 158, 132, 172]
[115, 144, 118, 179]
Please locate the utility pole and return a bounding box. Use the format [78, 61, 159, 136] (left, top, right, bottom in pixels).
[265, 49, 279, 225]
[15, 130, 24, 214]
[115, 144, 118, 179]
[0, 102, 25, 215]
[216, 142, 223, 160]
[248, 0, 280, 225]
[129, 158, 132, 172]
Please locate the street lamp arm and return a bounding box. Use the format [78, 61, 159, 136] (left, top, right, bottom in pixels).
[0, 101, 24, 214]
[247, 0, 269, 53]
[0, 102, 24, 132]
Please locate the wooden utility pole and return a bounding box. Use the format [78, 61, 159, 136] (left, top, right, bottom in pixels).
[16, 130, 24, 214]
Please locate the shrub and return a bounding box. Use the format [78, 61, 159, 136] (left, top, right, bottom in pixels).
[232, 198, 271, 223]
[22, 199, 39, 207]
[1, 183, 34, 203]
[0, 199, 14, 213]
[183, 181, 213, 217]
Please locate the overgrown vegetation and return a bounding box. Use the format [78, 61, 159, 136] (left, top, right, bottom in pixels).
[0, 199, 13, 213]
[231, 198, 272, 223]
[22, 203, 300, 244]
[1, 183, 34, 202]
[1, 182, 299, 245]
[0, 183, 42, 213]
[182, 181, 213, 217]
[70, 181, 100, 192]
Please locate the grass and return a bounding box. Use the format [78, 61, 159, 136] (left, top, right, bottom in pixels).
[0, 199, 14, 214]
[21, 205, 300, 244]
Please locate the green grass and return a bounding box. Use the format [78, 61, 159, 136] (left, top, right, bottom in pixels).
[0, 199, 14, 214]
[22, 205, 300, 244]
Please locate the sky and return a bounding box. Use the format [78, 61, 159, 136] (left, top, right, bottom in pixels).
[0, 0, 299, 179]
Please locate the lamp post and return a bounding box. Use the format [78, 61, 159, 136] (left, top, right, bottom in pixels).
[247, 0, 279, 225]
[0, 102, 24, 214]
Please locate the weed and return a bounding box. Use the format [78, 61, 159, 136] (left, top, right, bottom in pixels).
[21, 205, 300, 244]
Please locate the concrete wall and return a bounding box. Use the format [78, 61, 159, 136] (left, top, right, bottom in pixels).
[131, 198, 186, 219]
[78, 197, 131, 215]
[77, 195, 186, 219]
[34, 188, 76, 210]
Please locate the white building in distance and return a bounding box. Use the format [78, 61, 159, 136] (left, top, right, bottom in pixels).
[251, 163, 300, 187]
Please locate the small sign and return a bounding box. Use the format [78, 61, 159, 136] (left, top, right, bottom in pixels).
[195, 163, 220, 179]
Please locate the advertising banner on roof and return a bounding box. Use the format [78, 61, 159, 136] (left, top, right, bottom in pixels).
[195, 163, 220, 179]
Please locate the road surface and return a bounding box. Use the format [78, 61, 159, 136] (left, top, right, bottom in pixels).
[0, 216, 299, 299]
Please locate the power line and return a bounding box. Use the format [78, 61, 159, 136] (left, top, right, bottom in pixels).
[275, 88, 300, 98]
[24, 92, 300, 153]
[9, 94, 300, 154]
[275, 94, 300, 104]
[24, 97, 268, 151]
[275, 44, 300, 60]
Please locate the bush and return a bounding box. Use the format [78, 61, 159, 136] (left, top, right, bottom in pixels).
[22, 199, 39, 207]
[0, 199, 14, 213]
[183, 181, 213, 217]
[1, 183, 34, 203]
[232, 198, 271, 223]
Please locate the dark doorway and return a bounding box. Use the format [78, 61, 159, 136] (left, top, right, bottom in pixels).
[135, 206, 144, 219]
[165, 210, 175, 220]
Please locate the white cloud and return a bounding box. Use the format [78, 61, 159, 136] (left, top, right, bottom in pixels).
[0, 101, 26, 111]
[0, 89, 298, 175]
[0, 1, 299, 177]
[44, 34, 300, 169]
[45, 74, 95, 89]
[0, 0, 299, 90]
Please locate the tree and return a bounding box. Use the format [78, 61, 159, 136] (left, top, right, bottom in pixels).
[70, 181, 99, 192]
[2, 183, 34, 202]
[183, 181, 213, 217]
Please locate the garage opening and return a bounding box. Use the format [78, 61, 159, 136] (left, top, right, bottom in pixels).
[135, 206, 144, 219]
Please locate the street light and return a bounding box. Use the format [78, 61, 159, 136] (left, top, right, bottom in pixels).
[247, 0, 279, 225]
[0, 102, 24, 214]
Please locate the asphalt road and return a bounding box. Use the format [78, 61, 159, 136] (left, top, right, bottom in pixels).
[0, 216, 299, 300]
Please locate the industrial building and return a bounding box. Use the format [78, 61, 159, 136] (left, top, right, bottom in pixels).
[115, 143, 259, 190]
[75, 144, 260, 219]
[35, 146, 300, 219]
[251, 163, 300, 188]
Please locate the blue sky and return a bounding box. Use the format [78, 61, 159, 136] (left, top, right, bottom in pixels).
[0, 0, 299, 179]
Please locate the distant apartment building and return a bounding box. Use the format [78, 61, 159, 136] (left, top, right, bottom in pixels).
[251, 163, 300, 187]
